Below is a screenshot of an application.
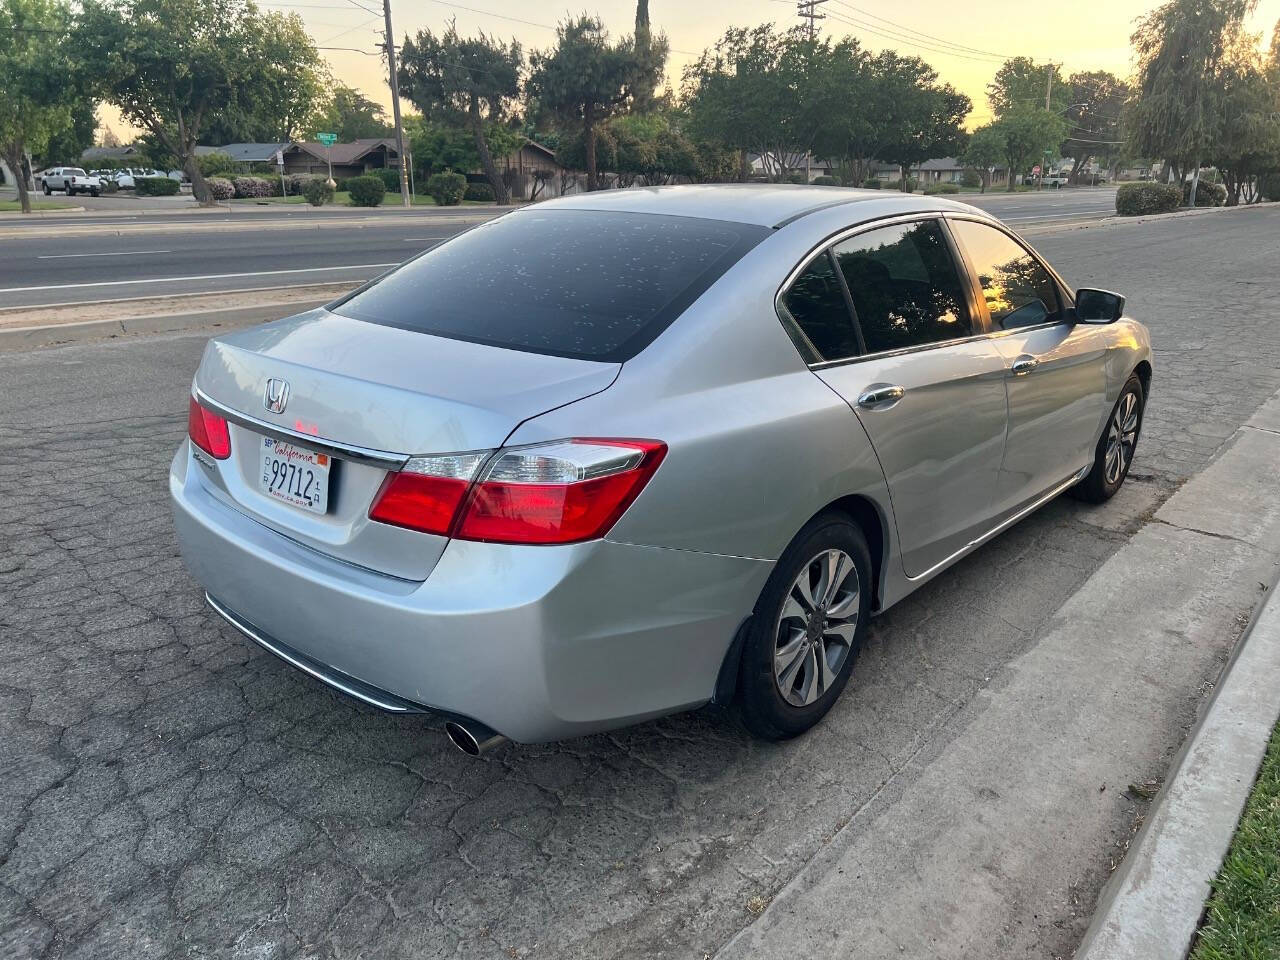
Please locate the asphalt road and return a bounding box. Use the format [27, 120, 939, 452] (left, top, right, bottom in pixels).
[0, 188, 1117, 309]
[2, 205, 1278, 959]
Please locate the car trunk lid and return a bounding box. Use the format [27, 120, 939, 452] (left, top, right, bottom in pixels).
[191, 308, 620, 580]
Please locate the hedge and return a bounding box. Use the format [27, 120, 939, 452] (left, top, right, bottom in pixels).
[347, 174, 386, 207]
[206, 177, 235, 201]
[1183, 180, 1226, 207]
[923, 182, 960, 195]
[230, 175, 279, 199]
[1115, 182, 1181, 216]
[861, 179, 882, 189]
[811, 175, 839, 186]
[427, 171, 466, 206]
[286, 173, 325, 196]
[1260, 173, 1280, 202]
[959, 169, 982, 188]
[463, 181, 495, 201]
[136, 176, 180, 196]
[303, 178, 335, 207]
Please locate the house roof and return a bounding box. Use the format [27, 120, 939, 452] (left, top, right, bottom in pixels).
[290, 138, 398, 165]
[195, 143, 290, 163]
[82, 145, 138, 161]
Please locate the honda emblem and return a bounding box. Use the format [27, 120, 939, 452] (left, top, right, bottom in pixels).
[264, 378, 290, 414]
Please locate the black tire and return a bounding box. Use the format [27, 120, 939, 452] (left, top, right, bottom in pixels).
[42, 182, 51, 195]
[66, 186, 75, 196]
[1072, 373, 1145, 503]
[90, 189, 99, 197]
[738, 513, 872, 740]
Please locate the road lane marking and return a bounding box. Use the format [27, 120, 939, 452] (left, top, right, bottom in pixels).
[37, 249, 171, 259]
[0, 263, 401, 294]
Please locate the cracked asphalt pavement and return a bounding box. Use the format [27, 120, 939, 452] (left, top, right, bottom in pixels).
[2, 206, 1279, 960]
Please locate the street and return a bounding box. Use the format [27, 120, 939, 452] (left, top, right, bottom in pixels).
[2, 205, 1278, 959]
[0, 188, 1118, 309]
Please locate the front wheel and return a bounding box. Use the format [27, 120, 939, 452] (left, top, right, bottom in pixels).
[738, 514, 872, 740]
[42, 182, 51, 195]
[1072, 373, 1145, 503]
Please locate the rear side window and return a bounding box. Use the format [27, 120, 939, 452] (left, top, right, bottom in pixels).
[331, 210, 768, 362]
[833, 219, 973, 354]
[948, 219, 1063, 330]
[779, 253, 860, 361]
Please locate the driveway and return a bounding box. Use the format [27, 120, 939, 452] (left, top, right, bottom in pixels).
[2, 206, 1278, 960]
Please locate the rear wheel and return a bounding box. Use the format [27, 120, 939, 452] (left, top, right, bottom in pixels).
[1072, 373, 1144, 503]
[738, 514, 871, 740]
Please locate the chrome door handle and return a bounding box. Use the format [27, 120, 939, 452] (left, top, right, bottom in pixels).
[1010, 356, 1040, 376]
[856, 385, 906, 409]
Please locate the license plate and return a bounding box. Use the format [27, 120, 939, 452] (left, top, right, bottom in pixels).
[259, 437, 330, 514]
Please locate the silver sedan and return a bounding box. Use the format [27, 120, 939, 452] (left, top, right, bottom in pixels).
[171, 185, 1151, 753]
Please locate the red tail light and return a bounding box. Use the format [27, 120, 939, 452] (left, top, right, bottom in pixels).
[188, 396, 231, 459]
[368, 440, 666, 544]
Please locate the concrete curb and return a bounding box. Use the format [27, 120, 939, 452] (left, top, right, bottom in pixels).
[0, 298, 333, 352]
[1074, 559, 1280, 954]
[1021, 199, 1277, 236]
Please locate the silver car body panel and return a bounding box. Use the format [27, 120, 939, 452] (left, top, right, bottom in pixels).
[171, 186, 1152, 740]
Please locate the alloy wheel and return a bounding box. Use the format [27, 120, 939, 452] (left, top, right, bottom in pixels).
[773, 549, 860, 707]
[1104, 391, 1139, 485]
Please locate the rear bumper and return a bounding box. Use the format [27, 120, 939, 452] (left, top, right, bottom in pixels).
[170, 443, 771, 743]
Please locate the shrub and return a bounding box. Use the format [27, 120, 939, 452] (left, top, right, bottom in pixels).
[100, 179, 119, 194]
[898, 177, 918, 193]
[135, 176, 180, 196]
[197, 152, 237, 178]
[206, 177, 235, 200]
[347, 174, 386, 207]
[811, 175, 839, 186]
[286, 173, 325, 196]
[1115, 181, 1181, 216]
[463, 181, 495, 201]
[426, 171, 466, 206]
[923, 182, 961, 195]
[231, 175, 273, 199]
[372, 167, 401, 191]
[1183, 179, 1226, 207]
[861, 178, 882, 189]
[303, 177, 334, 206]
[1259, 172, 1280, 202]
[959, 169, 982, 188]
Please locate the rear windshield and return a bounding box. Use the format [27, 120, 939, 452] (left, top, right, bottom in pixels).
[330, 209, 768, 361]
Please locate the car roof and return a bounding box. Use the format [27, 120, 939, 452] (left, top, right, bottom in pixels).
[528, 183, 978, 229]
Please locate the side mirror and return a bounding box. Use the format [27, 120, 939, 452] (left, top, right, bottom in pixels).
[1075, 288, 1125, 323]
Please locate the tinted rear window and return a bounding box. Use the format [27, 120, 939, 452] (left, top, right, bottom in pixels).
[331, 209, 768, 361]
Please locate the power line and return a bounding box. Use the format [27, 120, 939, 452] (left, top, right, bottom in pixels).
[823, 9, 1006, 62]
[828, 0, 1017, 59]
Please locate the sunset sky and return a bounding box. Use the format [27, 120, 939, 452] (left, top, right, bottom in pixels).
[101, 0, 1280, 140]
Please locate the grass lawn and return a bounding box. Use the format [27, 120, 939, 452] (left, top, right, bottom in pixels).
[231, 192, 495, 208]
[1190, 720, 1280, 960]
[0, 199, 76, 212]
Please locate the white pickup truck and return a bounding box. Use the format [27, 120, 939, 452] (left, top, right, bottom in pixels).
[40, 167, 104, 197]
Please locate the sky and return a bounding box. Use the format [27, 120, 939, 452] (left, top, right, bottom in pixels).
[98, 0, 1280, 141]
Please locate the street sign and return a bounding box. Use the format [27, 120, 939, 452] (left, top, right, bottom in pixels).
[275, 150, 283, 165]
[1032, 164, 1041, 175]
[317, 132, 337, 146]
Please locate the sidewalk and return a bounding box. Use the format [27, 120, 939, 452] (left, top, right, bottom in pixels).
[715, 391, 1280, 960]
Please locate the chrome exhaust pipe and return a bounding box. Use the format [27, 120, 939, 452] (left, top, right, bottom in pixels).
[443, 719, 508, 757]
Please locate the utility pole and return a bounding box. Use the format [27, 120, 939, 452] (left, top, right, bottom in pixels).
[796, 0, 828, 41]
[382, 0, 411, 208]
[796, 0, 828, 182]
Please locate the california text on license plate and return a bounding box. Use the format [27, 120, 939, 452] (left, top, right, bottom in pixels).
[260, 437, 330, 513]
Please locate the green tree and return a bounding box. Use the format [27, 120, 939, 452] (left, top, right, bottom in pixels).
[1060, 71, 1129, 183]
[960, 123, 1005, 192]
[987, 57, 1066, 118]
[398, 21, 523, 204]
[0, 0, 76, 212]
[871, 52, 970, 183]
[75, 0, 265, 204]
[39, 100, 97, 167]
[404, 115, 522, 189]
[243, 10, 327, 140]
[990, 106, 1069, 191]
[318, 84, 391, 141]
[528, 15, 664, 191]
[1129, 0, 1255, 201]
[1207, 31, 1280, 203]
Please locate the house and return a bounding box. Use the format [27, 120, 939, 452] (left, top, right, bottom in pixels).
[468, 139, 574, 200]
[285, 138, 400, 180]
[747, 152, 837, 181]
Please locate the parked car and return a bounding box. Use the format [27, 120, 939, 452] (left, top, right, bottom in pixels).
[40, 166, 103, 196]
[1042, 173, 1071, 188]
[171, 185, 1152, 754]
[111, 170, 136, 189]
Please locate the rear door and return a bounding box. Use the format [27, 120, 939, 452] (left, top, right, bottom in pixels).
[946, 217, 1108, 517]
[781, 217, 1009, 578]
